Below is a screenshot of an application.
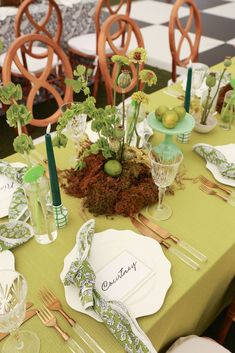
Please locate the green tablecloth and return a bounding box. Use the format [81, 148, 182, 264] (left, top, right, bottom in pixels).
[1, 61, 235, 353]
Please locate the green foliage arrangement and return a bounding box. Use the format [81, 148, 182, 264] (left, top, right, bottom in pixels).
[200, 56, 232, 125]
[0, 83, 34, 166]
[53, 48, 157, 172]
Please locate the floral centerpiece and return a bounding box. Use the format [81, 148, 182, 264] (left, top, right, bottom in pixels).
[54, 48, 159, 216]
[190, 56, 232, 130]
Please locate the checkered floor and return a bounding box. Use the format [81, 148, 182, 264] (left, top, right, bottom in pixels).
[108, 0, 235, 72]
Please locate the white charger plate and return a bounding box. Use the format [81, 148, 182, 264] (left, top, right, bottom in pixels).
[0, 162, 25, 218]
[60, 229, 172, 321]
[206, 144, 235, 187]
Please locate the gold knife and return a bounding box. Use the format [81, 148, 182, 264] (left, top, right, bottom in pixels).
[130, 216, 200, 270]
[138, 213, 207, 263]
[0, 306, 36, 341]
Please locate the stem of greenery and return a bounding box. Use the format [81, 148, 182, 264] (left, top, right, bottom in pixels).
[201, 87, 212, 125]
[127, 104, 140, 145]
[206, 68, 226, 116]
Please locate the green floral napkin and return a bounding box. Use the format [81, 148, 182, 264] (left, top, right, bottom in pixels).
[64, 220, 158, 353]
[0, 160, 29, 221]
[193, 144, 235, 179]
[0, 221, 33, 251]
[0, 160, 27, 184]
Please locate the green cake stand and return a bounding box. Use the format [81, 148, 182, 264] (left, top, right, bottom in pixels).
[147, 112, 195, 158]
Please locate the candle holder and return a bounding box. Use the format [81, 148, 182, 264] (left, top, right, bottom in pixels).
[53, 204, 68, 228]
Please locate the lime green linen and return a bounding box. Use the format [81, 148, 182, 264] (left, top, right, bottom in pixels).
[1, 60, 235, 353]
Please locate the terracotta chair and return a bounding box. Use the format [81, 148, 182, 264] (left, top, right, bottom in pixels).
[217, 295, 235, 344]
[67, 0, 131, 98]
[0, 0, 62, 76]
[2, 33, 73, 132]
[98, 14, 144, 105]
[169, 0, 202, 82]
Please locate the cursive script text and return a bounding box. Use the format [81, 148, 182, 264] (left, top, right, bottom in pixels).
[101, 261, 137, 292]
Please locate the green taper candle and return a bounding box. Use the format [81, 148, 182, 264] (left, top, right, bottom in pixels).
[184, 66, 192, 113]
[45, 124, 61, 206]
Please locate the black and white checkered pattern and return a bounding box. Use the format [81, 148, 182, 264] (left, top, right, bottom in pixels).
[109, 0, 235, 71]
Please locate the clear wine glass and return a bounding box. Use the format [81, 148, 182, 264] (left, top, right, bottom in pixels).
[60, 102, 87, 166]
[0, 270, 40, 353]
[191, 64, 208, 97]
[147, 148, 183, 221]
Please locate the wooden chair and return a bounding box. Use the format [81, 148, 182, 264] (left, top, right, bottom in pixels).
[15, 0, 62, 45]
[67, 0, 131, 98]
[169, 0, 202, 82]
[0, 0, 62, 75]
[217, 295, 235, 344]
[98, 14, 144, 105]
[2, 33, 73, 131]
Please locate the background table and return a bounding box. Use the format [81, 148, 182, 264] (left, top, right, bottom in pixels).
[0, 0, 96, 52]
[0, 61, 235, 353]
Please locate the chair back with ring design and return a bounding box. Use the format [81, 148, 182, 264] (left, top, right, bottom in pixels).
[67, 0, 131, 98]
[15, 0, 62, 46]
[2, 33, 73, 130]
[169, 0, 202, 82]
[98, 14, 145, 105]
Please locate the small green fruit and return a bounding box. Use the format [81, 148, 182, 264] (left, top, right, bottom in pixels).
[104, 160, 122, 177]
[162, 110, 178, 129]
[173, 106, 186, 122]
[155, 105, 168, 121]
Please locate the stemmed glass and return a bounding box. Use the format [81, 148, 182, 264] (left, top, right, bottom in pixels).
[60, 102, 87, 166]
[191, 64, 208, 97]
[0, 270, 40, 353]
[147, 148, 183, 221]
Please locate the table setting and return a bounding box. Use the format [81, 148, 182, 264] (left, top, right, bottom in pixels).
[0, 52, 235, 353]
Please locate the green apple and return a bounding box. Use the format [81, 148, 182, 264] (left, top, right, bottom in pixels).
[173, 106, 186, 121]
[162, 110, 179, 129]
[155, 105, 168, 121]
[104, 160, 122, 177]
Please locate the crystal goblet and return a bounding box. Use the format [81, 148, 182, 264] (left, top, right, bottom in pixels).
[60, 102, 87, 166]
[147, 149, 183, 221]
[0, 270, 40, 353]
[191, 64, 208, 97]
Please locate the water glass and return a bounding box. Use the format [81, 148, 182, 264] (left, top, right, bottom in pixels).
[147, 149, 183, 221]
[23, 174, 57, 244]
[220, 90, 235, 130]
[0, 270, 40, 353]
[61, 102, 87, 165]
[191, 63, 208, 97]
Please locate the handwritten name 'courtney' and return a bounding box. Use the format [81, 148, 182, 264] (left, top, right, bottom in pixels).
[101, 261, 137, 292]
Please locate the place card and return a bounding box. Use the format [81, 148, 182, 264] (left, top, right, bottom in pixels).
[95, 250, 154, 301]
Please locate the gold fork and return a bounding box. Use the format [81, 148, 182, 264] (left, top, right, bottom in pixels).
[199, 184, 229, 202]
[199, 175, 231, 195]
[40, 289, 105, 353]
[37, 306, 85, 353]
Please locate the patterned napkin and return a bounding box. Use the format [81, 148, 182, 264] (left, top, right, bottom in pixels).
[0, 221, 33, 252]
[193, 144, 235, 179]
[0, 160, 29, 221]
[64, 220, 158, 353]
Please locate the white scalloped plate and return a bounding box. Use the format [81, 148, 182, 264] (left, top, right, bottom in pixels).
[206, 144, 235, 187]
[60, 229, 172, 321]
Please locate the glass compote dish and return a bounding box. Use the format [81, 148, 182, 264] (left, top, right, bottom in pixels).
[61, 102, 87, 166]
[147, 147, 183, 221]
[0, 270, 40, 353]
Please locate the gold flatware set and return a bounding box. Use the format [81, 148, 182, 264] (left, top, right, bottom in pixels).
[199, 175, 234, 204]
[131, 213, 207, 270]
[39, 288, 105, 353]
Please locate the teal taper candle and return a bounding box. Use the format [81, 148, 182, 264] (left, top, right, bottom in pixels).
[45, 124, 61, 206]
[184, 66, 192, 113]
